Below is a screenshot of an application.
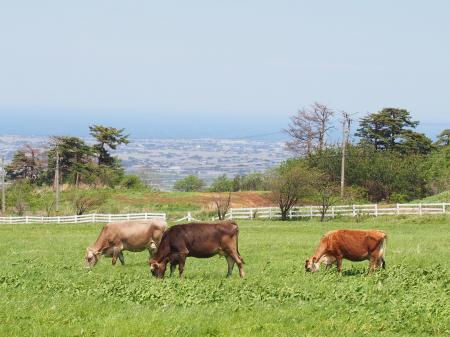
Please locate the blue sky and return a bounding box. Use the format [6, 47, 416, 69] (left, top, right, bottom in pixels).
[0, 1, 449, 139]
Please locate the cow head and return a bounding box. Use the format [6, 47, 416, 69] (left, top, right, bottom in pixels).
[149, 259, 166, 278]
[305, 257, 320, 273]
[149, 240, 157, 255]
[85, 248, 100, 268]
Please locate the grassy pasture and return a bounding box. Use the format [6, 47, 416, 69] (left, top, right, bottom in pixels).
[0, 216, 449, 337]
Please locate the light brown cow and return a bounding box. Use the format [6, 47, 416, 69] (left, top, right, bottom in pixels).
[305, 229, 387, 273]
[85, 219, 167, 268]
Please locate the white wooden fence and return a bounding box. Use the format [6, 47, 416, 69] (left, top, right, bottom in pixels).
[0, 212, 166, 224]
[222, 203, 450, 220]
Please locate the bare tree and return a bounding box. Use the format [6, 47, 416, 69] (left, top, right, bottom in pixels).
[285, 102, 335, 156]
[14, 199, 28, 216]
[311, 172, 339, 222]
[213, 192, 232, 220]
[269, 162, 313, 221]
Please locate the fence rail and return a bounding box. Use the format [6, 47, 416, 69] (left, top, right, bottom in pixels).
[222, 203, 450, 220]
[2, 203, 450, 224]
[0, 212, 166, 224]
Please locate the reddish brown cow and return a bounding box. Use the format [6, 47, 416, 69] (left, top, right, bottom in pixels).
[305, 229, 387, 273]
[149, 221, 244, 278]
[85, 219, 167, 268]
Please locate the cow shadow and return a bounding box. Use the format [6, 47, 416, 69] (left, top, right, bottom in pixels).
[341, 268, 368, 277]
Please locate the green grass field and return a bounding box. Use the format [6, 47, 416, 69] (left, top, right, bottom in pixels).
[1, 216, 449, 337]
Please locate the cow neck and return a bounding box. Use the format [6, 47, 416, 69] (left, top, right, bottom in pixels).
[153, 241, 170, 263]
[92, 236, 109, 254]
[313, 241, 328, 261]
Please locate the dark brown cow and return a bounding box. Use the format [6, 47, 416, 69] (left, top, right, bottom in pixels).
[305, 229, 387, 273]
[85, 219, 167, 268]
[149, 221, 244, 278]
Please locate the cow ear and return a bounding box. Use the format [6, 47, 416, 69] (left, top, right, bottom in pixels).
[150, 261, 159, 271]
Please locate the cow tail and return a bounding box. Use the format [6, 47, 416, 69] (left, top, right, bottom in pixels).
[235, 224, 244, 264]
[380, 232, 387, 269]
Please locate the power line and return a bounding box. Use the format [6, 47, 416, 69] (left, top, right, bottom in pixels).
[225, 131, 285, 140]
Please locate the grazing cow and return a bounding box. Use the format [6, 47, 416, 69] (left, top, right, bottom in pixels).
[149, 221, 244, 278]
[305, 229, 387, 273]
[85, 219, 167, 268]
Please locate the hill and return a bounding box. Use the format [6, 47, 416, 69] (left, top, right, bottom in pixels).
[1, 186, 274, 220]
[413, 191, 450, 203]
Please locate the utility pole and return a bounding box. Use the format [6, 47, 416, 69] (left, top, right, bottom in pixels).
[1, 155, 5, 214]
[340, 112, 352, 198]
[55, 151, 60, 213]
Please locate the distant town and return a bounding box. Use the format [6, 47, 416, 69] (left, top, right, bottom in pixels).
[0, 135, 291, 191]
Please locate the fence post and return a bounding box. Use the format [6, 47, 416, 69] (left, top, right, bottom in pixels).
[442, 203, 446, 214]
[375, 204, 378, 217]
[396, 203, 400, 215]
[144, 213, 148, 220]
[249, 209, 253, 219]
[57, 216, 60, 224]
[352, 205, 356, 217]
[229, 208, 233, 220]
[289, 209, 293, 219]
[331, 206, 335, 218]
[269, 208, 272, 219]
[25, 216, 29, 224]
[419, 203, 422, 216]
[310, 206, 313, 218]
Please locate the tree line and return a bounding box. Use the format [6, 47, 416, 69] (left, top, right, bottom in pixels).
[0, 125, 148, 216]
[274, 105, 450, 219]
[173, 105, 450, 220]
[2, 107, 449, 220]
[4, 125, 133, 187]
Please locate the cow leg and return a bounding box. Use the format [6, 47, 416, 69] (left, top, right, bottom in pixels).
[336, 257, 343, 273]
[369, 255, 378, 272]
[169, 255, 179, 277]
[170, 263, 177, 276]
[225, 255, 235, 277]
[228, 252, 245, 278]
[111, 248, 120, 266]
[178, 255, 187, 277]
[375, 255, 386, 270]
[118, 251, 125, 265]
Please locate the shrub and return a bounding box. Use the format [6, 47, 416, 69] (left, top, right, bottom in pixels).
[173, 175, 205, 192]
[120, 175, 147, 190]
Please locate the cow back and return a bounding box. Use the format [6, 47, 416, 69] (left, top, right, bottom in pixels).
[326, 230, 386, 261]
[157, 221, 238, 259]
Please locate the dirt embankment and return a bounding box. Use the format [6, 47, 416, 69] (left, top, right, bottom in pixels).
[114, 191, 274, 210]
